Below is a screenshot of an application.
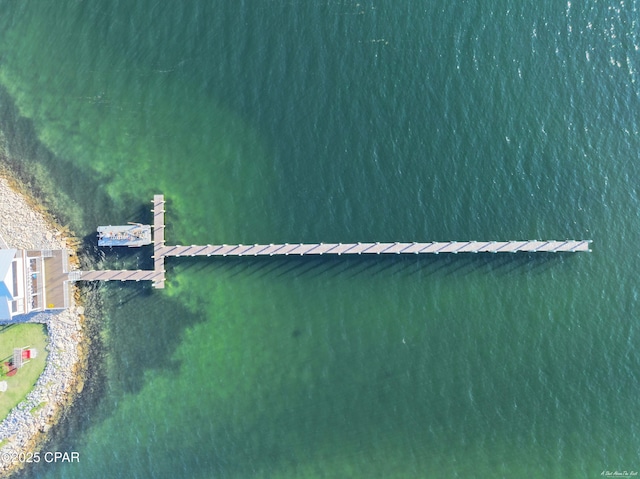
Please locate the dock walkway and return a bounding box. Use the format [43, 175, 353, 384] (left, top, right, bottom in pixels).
[158, 240, 590, 258]
[70, 195, 592, 289]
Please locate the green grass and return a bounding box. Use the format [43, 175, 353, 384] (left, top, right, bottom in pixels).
[0, 324, 49, 420]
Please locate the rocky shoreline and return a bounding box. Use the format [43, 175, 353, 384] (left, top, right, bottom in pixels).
[0, 175, 88, 478]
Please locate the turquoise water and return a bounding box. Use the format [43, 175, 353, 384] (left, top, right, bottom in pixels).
[1, 1, 639, 477]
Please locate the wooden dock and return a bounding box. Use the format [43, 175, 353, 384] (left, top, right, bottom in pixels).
[70, 195, 592, 289]
[158, 240, 591, 258]
[153, 194, 166, 289]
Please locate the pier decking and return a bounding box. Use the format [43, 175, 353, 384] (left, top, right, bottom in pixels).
[70, 195, 592, 289]
[158, 240, 591, 258]
[153, 194, 166, 289]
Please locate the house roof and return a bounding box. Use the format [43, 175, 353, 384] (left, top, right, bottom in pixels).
[0, 249, 17, 300]
[0, 296, 11, 321]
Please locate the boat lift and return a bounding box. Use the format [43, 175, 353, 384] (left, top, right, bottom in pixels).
[97, 223, 152, 247]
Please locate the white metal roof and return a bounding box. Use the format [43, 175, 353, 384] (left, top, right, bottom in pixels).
[0, 249, 17, 301]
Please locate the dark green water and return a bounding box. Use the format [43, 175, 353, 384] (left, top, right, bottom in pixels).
[1, 1, 639, 478]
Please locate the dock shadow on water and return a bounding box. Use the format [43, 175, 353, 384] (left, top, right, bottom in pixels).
[100, 284, 204, 394]
[158, 250, 577, 284]
[399, 252, 574, 279]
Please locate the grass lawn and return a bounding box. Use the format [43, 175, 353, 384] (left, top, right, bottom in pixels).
[0, 324, 49, 420]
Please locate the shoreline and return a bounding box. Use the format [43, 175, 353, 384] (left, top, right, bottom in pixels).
[0, 173, 89, 478]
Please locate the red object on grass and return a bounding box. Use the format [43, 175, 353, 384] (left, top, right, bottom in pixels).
[4, 362, 17, 376]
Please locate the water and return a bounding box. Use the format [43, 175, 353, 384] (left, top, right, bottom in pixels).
[0, 1, 639, 477]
